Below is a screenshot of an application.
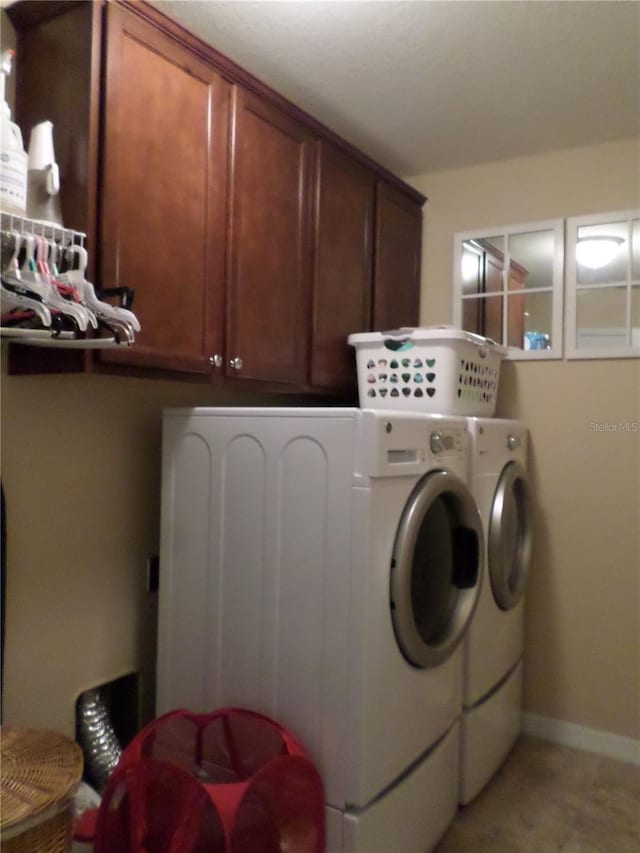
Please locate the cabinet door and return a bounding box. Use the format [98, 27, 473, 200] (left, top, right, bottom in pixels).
[98, 4, 229, 374]
[227, 87, 313, 385]
[311, 141, 375, 390]
[373, 182, 423, 331]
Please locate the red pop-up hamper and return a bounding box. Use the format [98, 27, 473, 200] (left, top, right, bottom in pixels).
[93, 708, 325, 853]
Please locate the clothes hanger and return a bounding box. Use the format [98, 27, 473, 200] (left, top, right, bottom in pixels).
[0, 275, 54, 328]
[17, 231, 61, 307]
[0, 229, 56, 327]
[1, 228, 75, 334]
[61, 242, 140, 336]
[33, 234, 90, 332]
[47, 237, 98, 329]
[2, 228, 22, 276]
[54, 239, 134, 344]
[1, 215, 135, 346]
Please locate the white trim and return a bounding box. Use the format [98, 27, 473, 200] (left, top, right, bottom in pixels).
[522, 712, 640, 766]
[565, 208, 640, 229]
[505, 348, 562, 362]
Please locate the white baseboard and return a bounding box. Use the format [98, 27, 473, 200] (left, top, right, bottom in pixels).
[522, 712, 640, 766]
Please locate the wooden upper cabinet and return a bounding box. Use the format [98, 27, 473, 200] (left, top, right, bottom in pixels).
[8, 0, 425, 388]
[311, 140, 375, 390]
[98, 3, 230, 374]
[373, 182, 423, 331]
[227, 86, 313, 385]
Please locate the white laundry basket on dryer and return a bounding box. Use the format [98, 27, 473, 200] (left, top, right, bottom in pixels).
[348, 325, 507, 416]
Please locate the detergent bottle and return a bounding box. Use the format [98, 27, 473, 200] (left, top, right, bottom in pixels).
[0, 49, 28, 215]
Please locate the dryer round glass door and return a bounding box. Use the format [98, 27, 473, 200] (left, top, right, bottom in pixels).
[488, 460, 533, 610]
[390, 470, 483, 668]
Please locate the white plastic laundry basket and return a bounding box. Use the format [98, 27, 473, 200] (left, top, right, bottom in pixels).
[348, 326, 507, 416]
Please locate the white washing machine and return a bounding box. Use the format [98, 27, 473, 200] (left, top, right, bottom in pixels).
[459, 417, 533, 804]
[157, 407, 483, 852]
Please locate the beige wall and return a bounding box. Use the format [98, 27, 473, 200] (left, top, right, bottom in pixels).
[411, 138, 640, 741]
[0, 370, 289, 734]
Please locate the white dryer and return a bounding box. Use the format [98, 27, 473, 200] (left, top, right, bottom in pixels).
[460, 417, 533, 804]
[157, 407, 483, 852]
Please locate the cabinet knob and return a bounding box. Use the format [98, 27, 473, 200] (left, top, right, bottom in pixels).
[209, 354, 223, 368]
[229, 356, 243, 370]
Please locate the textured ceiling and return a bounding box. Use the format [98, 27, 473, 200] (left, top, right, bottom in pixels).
[156, 0, 640, 178]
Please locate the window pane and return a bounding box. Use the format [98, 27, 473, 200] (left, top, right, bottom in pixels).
[461, 294, 503, 344]
[576, 286, 627, 348]
[461, 242, 483, 295]
[483, 294, 503, 343]
[507, 289, 526, 349]
[483, 235, 504, 256]
[484, 251, 504, 294]
[516, 291, 553, 350]
[462, 296, 482, 335]
[508, 230, 555, 290]
[632, 221, 640, 281]
[576, 222, 627, 286]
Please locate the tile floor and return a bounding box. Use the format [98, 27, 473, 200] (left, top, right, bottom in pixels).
[435, 735, 640, 853]
[71, 735, 639, 853]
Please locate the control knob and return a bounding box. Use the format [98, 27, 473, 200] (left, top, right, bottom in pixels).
[430, 432, 443, 454]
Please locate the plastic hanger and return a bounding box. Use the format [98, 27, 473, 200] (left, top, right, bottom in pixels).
[61, 243, 140, 335]
[33, 234, 91, 331]
[0, 274, 53, 328]
[1, 215, 135, 347]
[48, 239, 98, 329]
[1, 230, 55, 327]
[3, 228, 22, 276]
[0, 228, 63, 332]
[17, 231, 60, 306]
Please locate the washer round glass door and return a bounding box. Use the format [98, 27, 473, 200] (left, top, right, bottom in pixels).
[488, 460, 533, 610]
[390, 470, 483, 668]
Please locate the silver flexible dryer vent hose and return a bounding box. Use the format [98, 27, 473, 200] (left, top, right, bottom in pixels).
[76, 688, 122, 791]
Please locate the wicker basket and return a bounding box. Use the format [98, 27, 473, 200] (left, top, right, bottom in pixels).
[1, 727, 83, 853]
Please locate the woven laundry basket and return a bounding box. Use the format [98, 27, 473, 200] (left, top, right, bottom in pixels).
[1, 727, 83, 853]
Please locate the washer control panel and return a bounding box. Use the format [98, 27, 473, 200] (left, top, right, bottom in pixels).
[356, 411, 469, 478]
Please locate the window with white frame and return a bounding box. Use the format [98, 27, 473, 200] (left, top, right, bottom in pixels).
[453, 220, 564, 360]
[565, 210, 640, 358]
